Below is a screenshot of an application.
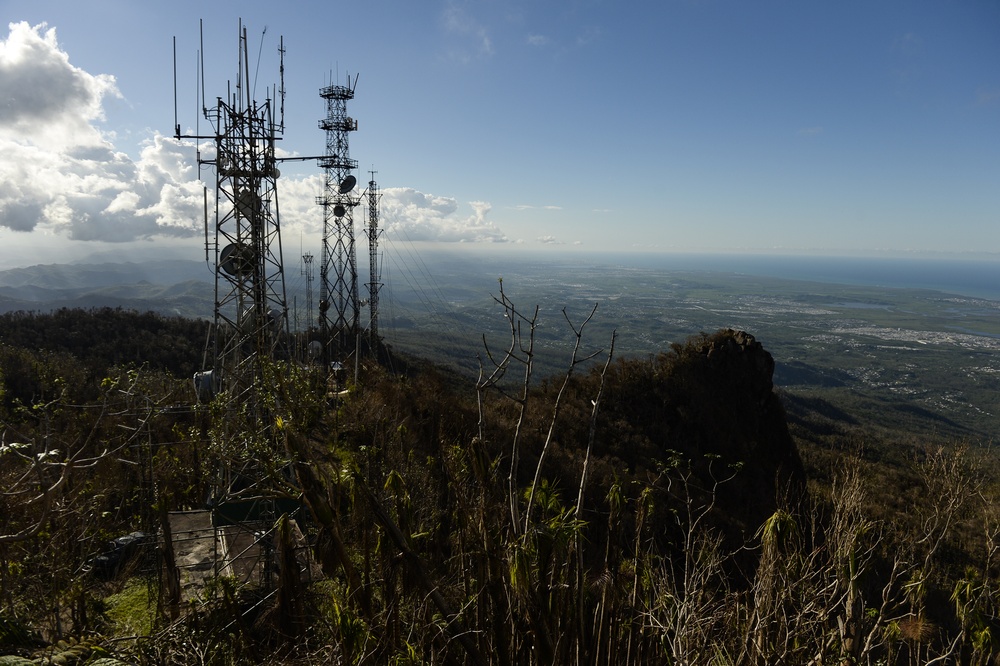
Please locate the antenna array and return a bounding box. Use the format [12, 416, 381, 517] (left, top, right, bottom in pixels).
[301, 252, 315, 333]
[317, 77, 361, 362]
[365, 172, 383, 342]
[177, 20, 290, 411]
[175, 23, 384, 384]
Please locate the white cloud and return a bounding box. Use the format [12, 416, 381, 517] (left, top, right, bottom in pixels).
[442, 4, 494, 59]
[526, 34, 548, 47]
[276, 173, 324, 234]
[0, 22, 118, 150]
[382, 187, 508, 243]
[0, 22, 507, 250]
[0, 22, 329, 245]
[537, 235, 559, 244]
[0, 23, 206, 241]
[511, 203, 562, 211]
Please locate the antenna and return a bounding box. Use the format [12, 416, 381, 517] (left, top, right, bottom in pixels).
[366, 170, 382, 343]
[279, 36, 286, 133]
[253, 25, 267, 99]
[172, 37, 180, 138]
[200, 19, 206, 116]
[172, 19, 318, 600]
[302, 252, 315, 335]
[203, 186, 209, 263]
[194, 49, 200, 169]
[175, 20, 292, 407]
[317, 70, 361, 362]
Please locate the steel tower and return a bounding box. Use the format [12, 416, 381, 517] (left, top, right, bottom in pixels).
[301, 252, 314, 332]
[178, 23, 290, 405]
[317, 76, 360, 361]
[365, 173, 382, 343]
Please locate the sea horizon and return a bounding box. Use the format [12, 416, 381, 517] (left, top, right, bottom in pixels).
[604, 252, 1000, 302]
[1, 247, 999, 304]
[415, 248, 1000, 303]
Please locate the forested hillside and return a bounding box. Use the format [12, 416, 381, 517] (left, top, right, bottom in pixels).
[0, 306, 997, 665]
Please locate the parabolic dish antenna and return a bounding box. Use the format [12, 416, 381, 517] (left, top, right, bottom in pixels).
[236, 189, 260, 219]
[334, 204, 347, 218]
[219, 242, 252, 277]
[338, 175, 357, 194]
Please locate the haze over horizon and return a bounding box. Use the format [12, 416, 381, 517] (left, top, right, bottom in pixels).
[0, 1, 996, 269]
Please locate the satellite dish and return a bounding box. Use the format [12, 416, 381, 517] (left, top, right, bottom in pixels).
[334, 204, 347, 217]
[219, 243, 240, 276]
[193, 370, 217, 402]
[266, 308, 278, 331]
[338, 175, 357, 193]
[236, 189, 259, 219]
[219, 242, 253, 276]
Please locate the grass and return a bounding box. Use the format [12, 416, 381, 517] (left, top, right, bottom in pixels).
[104, 579, 157, 637]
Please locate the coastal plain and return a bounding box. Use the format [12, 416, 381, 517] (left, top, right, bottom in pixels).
[383, 255, 1000, 441]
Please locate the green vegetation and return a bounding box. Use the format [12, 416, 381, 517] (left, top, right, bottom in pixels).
[104, 580, 156, 638]
[385, 260, 1000, 439]
[0, 301, 998, 664]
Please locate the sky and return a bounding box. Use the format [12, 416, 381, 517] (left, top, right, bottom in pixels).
[0, 0, 997, 270]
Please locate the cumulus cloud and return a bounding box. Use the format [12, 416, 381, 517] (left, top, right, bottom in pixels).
[276, 173, 324, 234]
[0, 22, 506, 248]
[537, 235, 559, 244]
[0, 22, 205, 241]
[381, 187, 508, 243]
[0, 22, 119, 149]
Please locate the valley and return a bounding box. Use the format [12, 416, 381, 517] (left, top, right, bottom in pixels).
[382, 253, 1000, 440]
[0, 253, 997, 439]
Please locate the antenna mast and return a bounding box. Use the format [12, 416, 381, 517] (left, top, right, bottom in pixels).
[317, 74, 360, 363]
[365, 171, 382, 343]
[175, 22, 290, 420]
[301, 252, 315, 333]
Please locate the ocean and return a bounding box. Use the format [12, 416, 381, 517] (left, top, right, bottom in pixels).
[610, 253, 1000, 302]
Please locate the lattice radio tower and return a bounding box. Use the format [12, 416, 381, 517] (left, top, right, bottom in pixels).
[365, 172, 383, 342]
[175, 21, 294, 409]
[171, 22, 330, 597]
[317, 76, 360, 362]
[301, 252, 314, 332]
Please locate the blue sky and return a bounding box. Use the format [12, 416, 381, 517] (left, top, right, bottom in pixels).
[0, 0, 996, 268]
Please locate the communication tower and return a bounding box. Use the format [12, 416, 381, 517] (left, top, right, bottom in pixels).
[171, 21, 327, 597]
[176, 22, 290, 406]
[365, 172, 383, 342]
[301, 252, 314, 332]
[317, 76, 360, 362]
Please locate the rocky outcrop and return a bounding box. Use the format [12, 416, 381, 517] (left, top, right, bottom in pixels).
[591, 328, 806, 544]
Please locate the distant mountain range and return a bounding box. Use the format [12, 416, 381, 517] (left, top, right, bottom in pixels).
[0, 260, 215, 318]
